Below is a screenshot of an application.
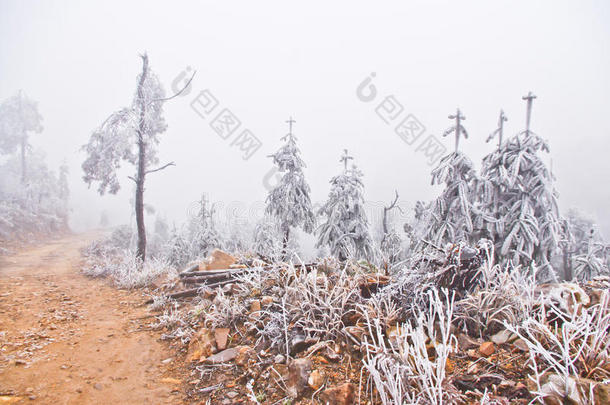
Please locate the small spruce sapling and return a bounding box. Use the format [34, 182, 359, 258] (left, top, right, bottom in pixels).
[264, 117, 315, 256]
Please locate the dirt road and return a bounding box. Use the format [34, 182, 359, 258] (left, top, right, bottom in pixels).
[0, 233, 184, 404]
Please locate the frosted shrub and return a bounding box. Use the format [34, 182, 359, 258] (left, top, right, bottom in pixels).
[361, 288, 461, 405]
[505, 290, 610, 403]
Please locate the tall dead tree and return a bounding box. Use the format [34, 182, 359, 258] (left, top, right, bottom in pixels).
[82, 53, 194, 261]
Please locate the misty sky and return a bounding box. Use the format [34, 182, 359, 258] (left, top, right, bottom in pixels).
[1, 0, 609, 238]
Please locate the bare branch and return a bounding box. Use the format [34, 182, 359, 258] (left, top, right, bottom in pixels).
[145, 161, 175, 175]
[382, 190, 403, 236]
[127, 176, 137, 183]
[151, 71, 196, 104]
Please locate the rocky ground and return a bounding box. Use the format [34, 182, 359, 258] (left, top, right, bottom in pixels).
[2, 237, 608, 404]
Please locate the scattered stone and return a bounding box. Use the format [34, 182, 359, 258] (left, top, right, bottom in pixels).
[203, 249, 236, 270]
[479, 341, 495, 357]
[513, 338, 529, 352]
[320, 383, 356, 405]
[274, 354, 285, 364]
[491, 329, 515, 345]
[539, 373, 583, 405]
[234, 345, 255, 367]
[308, 369, 324, 390]
[249, 300, 261, 313]
[93, 383, 103, 390]
[214, 328, 230, 351]
[290, 334, 317, 356]
[76, 388, 83, 393]
[187, 328, 215, 362]
[457, 333, 480, 350]
[161, 357, 173, 364]
[226, 391, 239, 399]
[204, 346, 251, 365]
[287, 358, 312, 397]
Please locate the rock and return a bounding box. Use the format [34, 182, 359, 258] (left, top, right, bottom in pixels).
[320, 383, 356, 405]
[161, 357, 173, 364]
[250, 300, 261, 313]
[261, 296, 274, 306]
[308, 369, 324, 390]
[234, 346, 255, 367]
[226, 391, 239, 399]
[214, 328, 230, 351]
[491, 329, 515, 345]
[457, 333, 480, 350]
[539, 374, 583, 405]
[479, 341, 495, 357]
[290, 334, 317, 356]
[204, 347, 240, 364]
[513, 338, 529, 352]
[287, 358, 312, 397]
[274, 354, 286, 364]
[93, 383, 103, 390]
[203, 249, 236, 270]
[187, 328, 215, 362]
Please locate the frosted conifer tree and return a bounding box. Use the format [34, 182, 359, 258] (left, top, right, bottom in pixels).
[423, 109, 477, 246]
[0, 90, 43, 183]
[189, 194, 222, 256]
[479, 93, 561, 277]
[316, 150, 375, 261]
[253, 215, 283, 260]
[81, 54, 194, 261]
[265, 117, 315, 255]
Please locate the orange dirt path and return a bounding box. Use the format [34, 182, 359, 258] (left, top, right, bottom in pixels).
[0, 232, 184, 404]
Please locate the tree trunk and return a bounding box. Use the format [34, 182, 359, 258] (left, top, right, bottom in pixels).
[20, 136, 26, 184]
[135, 55, 149, 262]
[282, 227, 290, 259]
[563, 248, 572, 281]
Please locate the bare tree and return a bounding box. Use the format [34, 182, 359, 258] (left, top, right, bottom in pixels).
[82, 53, 194, 261]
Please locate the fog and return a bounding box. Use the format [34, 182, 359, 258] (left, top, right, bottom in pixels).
[1, 0, 609, 237]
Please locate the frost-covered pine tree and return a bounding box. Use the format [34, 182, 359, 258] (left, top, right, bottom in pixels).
[265, 117, 315, 255]
[316, 150, 375, 261]
[188, 194, 222, 256]
[562, 208, 609, 280]
[479, 93, 561, 278]
[422, 109, 478, 247]
[252, 215, 283, 260]
[81, 54, 193, 261]
[0, 90, 43, 183]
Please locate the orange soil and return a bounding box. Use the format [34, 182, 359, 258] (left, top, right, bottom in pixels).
[0, 232, 184, 404]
